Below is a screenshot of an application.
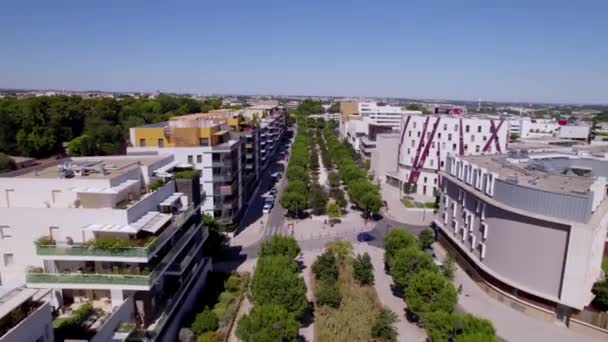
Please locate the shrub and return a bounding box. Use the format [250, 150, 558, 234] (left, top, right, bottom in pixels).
[35, 235, 55, 246]
[441, 254, 457, 280]
[192, 307, 219, 335]
[218, 292, 236, 305]
[196, 331, 217, 342]
[53, 302, 93, 330]
[259, 235, 300, 260]
[312, 250, 338, 281]
[149, 179, 165, 192]
[418, 229, 435, 250]
[423, 311, 497, 342]
[325, 239, 353, 260]
[236, 304, 299, 342]
[371, 308, 398, 342]
[89, 236, 130, 250]
[175, 169, 199, 179]
[211, 302, 229, 323]
[315, 280, 342, 308]
[405, 270, 457, 315]
[224, 273, 242, 292]
[353, 252, 374, 286]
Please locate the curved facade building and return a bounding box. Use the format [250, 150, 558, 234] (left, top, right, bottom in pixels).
[391, 113, 508, 197]
[435, 152, 608, 319]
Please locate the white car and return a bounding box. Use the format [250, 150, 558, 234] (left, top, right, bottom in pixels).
[262, 202, 272, 214]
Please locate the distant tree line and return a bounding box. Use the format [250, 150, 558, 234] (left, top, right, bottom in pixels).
[0, 94, 223, 158]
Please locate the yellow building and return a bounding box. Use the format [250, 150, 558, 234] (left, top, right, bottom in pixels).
[339, 101, 360, 122]
[129, 111, 243, 148]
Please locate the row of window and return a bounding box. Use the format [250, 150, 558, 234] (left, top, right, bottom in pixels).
[407, 130, 489, 143]
[138, 137, 210, 148]
[411, 121, 485, 133]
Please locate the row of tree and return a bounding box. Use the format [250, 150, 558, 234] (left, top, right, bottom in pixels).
[280, 115, 312, 217]
[323, 126, 382, 217]
[236, 236, 307, 342]
[383, 229, 496, 341]
[0, 94, 223, 158]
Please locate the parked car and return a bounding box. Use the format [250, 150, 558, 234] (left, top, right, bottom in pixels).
[265, 195, 275, 203]
[356, 232, 373, 242]
[263, 202, 272, 214]
[269, 188, 277, 197]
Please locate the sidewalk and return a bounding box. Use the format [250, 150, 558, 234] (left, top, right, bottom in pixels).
[380, 183, 434, 226]
[354, 243, 427, 342]
[433, 244, 604, 342]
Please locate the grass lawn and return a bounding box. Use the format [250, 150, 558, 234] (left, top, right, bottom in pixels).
[401, 198, 415, 208]
[314, 259, 383, 342]
[402, 198, 436, 209]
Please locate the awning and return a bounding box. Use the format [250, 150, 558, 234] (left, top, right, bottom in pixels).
[138, 212, 172, 234]
[153, 160, 179, 176]
[159, 193, 184, 207]
[84, 223, 139, 234]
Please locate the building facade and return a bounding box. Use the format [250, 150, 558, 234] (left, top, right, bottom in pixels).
[0, 288, 53, 342]
[390, 113, 509, 197]
[435, 152, 608, 320]
[0, 155, 210, 341]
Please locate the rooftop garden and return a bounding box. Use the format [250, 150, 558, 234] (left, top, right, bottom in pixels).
[34, 235, 158, 257]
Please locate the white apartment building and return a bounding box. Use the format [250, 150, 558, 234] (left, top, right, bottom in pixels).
[508, 117, 560, 139]
[0, 155, 211, 341]
[0, 288, 53, 342]
[388, 113, 509, 197]
[358, 102, 420, 131]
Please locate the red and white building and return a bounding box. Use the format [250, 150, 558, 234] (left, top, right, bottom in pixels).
[387, 113, 509, 197]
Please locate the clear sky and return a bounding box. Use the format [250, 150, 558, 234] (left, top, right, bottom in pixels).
[0, 0, 606, 104]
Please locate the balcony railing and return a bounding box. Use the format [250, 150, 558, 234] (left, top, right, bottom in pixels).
[26, 272, 150, 286]
[35, 203, 199, 259]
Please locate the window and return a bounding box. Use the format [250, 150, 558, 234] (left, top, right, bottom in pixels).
[413, 122, 417, 129]
[3, 253, 13, 266]
[411, 140, 415, 147]
[0, 226, 11, 239]
[471, 135, 475, 142]
[452, 144, 457, 151]
[407, 148, 410, 154]
[481, 222, 488, 240]
[139, 139, 146, 147]
[483, 135, 487, 141]
[444, 123, 448, 130]
[187, 155, 193, 164]
[430, 159, 434, 166]
[200, 138, 209, 146]
[475, 145, 480, 152]
[441, 161, 445, 167]
[448, 133, 452, 141]
[408, 131, 411, 137]
[465, 125, 470, 133]
[438, 133, 442, 139]
[424, 177, 427, 183]
[442, 142, 446, 149]
[464, 144, 468, 151]
[158, 138, 164, 147]
[455, 124, 458, 132]
[477, 126, 482, 133]
[417, 131, 421, 137]
[197, 155, 202, 163]
[478, 243, 486, 259]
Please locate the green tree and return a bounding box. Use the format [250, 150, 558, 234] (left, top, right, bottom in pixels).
[284, 179, 307, 195]
[309, 183, 329, 215]
[418, 229, 435, 250]
[389, 247, 436, 290]
[250, 256, 308, 318]
[0, 153, 16, 173]
[327, 102, 340, 113]
[353, 252, 374, 286]
[67, 134, 96, 156]
[326, 201, 341, 221]
[333, 188, 348, 208]
[286, 165, 309, 183]
[259, 235, 300, 260]
[383, 229, 417, 266]
[441, 254, 457, 280]
[592, 281, 608, 309]
[371, 308, 398, 342]
[280, 191, 308, 218]
[328, 171, 340, 190]
[315, 280, 342, 308]
[312, 250, 338, 281]
[236, 304, 299, 342]
[405, 270, 458, 315]
[325, 239, 353, 261]
[192, 307, 218, 335]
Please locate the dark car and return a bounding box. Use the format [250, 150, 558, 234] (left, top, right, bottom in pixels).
[356, 232, 373, 242]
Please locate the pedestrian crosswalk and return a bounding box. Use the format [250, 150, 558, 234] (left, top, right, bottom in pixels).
[262, 225, 285, 237]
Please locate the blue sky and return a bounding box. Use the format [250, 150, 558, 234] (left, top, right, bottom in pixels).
[0, 0, 606, 103]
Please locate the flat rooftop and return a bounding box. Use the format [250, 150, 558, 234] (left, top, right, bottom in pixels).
[13, 156, 165, 180]
[461, 154, 599, 194]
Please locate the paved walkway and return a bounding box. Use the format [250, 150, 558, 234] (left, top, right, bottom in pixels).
[433, 244, 605, 342]
[354, 243, 427, 342]
[380, 183, 434, 226]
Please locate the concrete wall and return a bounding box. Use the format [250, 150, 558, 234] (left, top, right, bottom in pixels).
[126, 181, 176, 222]
[493, 179, 593, 223]
[90, 297, 134, 342]
[371, 134, 399, 181]
[0, 301, 54, 342]
[442, 178, 569, 301]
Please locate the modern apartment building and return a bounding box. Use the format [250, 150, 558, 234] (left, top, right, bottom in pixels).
[128, 109, 286, 225]
[0, 288, 53, 342]
[0, 155, 210, 341]
[435, 151, 608, 321]
[358, 102, 420, 131]
[128, 114, 246, 226]
[388, 113, 509, 197]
